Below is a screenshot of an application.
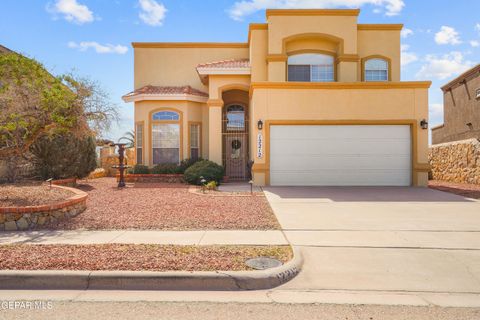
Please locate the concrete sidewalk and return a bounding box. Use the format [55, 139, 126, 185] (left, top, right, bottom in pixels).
[0, 230, 288, 246]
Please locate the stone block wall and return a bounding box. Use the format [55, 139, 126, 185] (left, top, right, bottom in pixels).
[429, 138, 480, 184]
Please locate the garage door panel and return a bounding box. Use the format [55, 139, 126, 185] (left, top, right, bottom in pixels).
[270, 170, 412, 186]
[272, 139, 410, 155]
[272, 125, 410, 140]
[271, 154, 411, 170]
[270, 125, 411, 186]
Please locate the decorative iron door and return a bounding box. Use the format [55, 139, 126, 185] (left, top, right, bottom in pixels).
[222, 104, 249, 180]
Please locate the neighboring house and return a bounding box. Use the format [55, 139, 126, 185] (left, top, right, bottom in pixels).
[431, 64, 480, 144]
[122, 9, 431, 187]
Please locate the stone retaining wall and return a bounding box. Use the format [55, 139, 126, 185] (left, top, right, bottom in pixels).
[0, 185, 88, 231]
[118, 174, 185, 184]
[429, 138, 480, 184]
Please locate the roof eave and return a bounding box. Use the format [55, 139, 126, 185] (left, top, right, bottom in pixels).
[122, 93, 208, 103]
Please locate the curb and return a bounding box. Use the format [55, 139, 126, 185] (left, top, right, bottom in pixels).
[0, 248, 302, 291]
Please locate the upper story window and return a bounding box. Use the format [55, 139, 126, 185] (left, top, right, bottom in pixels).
[152, 111, 180, 121]
[287, 53, 335, 82]
[364, 58, 389, 82]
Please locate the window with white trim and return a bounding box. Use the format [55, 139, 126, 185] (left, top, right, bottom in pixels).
[190, 124, 201, 160]
[135, 123, 143, 164]
[288, 53, 335, 82]
[151, 111, 180, 164]
[364, 58, 389, 82]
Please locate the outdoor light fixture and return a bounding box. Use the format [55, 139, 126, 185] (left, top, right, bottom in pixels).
[257, 119, 263, 130]
[420, 119, 428, 130]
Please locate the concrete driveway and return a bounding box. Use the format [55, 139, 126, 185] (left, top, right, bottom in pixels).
[264, 186, 480, 306]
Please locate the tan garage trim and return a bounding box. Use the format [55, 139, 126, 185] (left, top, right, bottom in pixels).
[253, 120, 429, 186]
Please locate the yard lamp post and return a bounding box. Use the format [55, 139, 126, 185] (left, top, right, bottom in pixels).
[200, 176, 207, 193]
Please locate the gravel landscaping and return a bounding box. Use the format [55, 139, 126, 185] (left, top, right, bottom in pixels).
[429, 180, 480, 199]
[42, 178, 280, 230]
[0, 244, 292, 271]
[0, 183, 73, 207]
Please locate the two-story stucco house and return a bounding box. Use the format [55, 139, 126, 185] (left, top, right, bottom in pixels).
[122, 9, 431, 187]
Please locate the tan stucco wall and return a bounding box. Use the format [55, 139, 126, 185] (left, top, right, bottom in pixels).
[267, 15, 358, 54]
[357, 30, 401, 81]
[249, 29, 268, 82]
[134, 101, 206, 166]
[134, 46, 249, 91]
[250, 85, 430, 186]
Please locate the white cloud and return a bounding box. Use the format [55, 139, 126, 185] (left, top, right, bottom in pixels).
[401, 44, 418, 66]
[68, 41, 128, 54]
[476, 23, 480, 33]
[429, 103, 444, 125]
[470, 40, 480, 48]
[48, 0, 94, 24]
[401, 28, 413, 38]
[416, 51, 473, 80]
[434, 26, 462, 45]
[228, 0, 405, 21]
[138, 0, 167, 26]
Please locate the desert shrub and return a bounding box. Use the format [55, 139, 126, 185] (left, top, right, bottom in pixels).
[177, 157, 203, 173]
[184, 160, 224, 185]
[205, 181, 217, 191]
[30, 133, 97, 180]
[129, 164, 149, 174]
[150, 163, 179, 174]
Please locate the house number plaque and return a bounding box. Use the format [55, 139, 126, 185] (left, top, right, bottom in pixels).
[257, 133, 263, 159]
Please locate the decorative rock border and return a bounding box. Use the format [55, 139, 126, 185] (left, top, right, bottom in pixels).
[117, 174, 185, 183]
[0, 247, 303, 291]
[0, 185, 87, 231]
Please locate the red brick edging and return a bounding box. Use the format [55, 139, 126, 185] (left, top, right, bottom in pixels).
[116, 174, 185, 183]
[51, 178, 77, 187]
[0, 185, 88, 231]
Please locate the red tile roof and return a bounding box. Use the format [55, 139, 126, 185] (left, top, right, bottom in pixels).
[124, 85, 208, 97]
[197, 59, 250, 69]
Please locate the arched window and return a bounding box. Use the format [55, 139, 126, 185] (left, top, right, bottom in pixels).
[151, 110, 181, 164]
[288, 53, 335, 82]
[364, 58, 389, 82]
[152, 111, 180, 121]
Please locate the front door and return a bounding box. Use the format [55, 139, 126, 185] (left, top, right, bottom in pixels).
[222, 104, 249, 180]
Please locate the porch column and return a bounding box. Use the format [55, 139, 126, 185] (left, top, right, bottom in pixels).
[207, 99, 223, 165]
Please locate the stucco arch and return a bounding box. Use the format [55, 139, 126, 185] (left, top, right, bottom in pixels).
[282, 33, 345, 56]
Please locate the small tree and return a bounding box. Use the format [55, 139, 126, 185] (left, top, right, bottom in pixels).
[30, 133, 97, 180]
[0, 53, 118, 181]
[118, 130, 134, 148]
[0, 53, 85, 159]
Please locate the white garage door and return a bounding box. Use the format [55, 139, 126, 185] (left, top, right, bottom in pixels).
[270, 125, 412, 186]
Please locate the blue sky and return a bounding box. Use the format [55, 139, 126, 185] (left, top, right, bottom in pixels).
[1, 0, 479, 142]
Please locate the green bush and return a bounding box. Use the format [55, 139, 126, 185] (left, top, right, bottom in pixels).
[30, 133, 97, 180]
[150, 163, 179, 174]
[129, 164, 150, 174]
[184, 160, 224, 185]
[177, 157, 203, 173]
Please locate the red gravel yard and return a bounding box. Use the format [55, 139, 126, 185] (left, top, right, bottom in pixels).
[0, 183, 73, 207]
[42, 178, 279, 230]
[429, 180, 480, 199]
[0, 244, 292, 271]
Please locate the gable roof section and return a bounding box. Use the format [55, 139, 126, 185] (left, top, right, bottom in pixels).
[196, 59, 251, 84]
[122, 85, 208, 103]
